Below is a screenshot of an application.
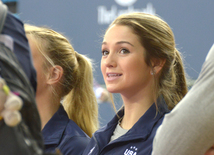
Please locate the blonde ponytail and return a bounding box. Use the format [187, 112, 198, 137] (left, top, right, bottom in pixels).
[25, 24, 98, 137]
[63, 53, 99, 137]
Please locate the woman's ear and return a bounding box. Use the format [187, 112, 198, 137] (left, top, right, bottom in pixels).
[151, 58, 166, 75]
[47, 65, 63, 85]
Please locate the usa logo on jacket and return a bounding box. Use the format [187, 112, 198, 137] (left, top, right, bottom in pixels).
[124, 146, 138, 155]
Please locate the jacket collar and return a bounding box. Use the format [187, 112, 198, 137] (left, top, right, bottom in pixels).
[94, 97, 169, 146]
[42, 105, 69, 145]
[118, 99, 169, 141]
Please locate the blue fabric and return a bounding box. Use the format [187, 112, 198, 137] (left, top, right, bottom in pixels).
[42, 105, 90, 155]
[83, 100, 169, 155]
[2, 12, 37, 92]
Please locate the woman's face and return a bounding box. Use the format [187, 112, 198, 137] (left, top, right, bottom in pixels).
[101, 24, 153, 96]
[27, 36, 47, 100]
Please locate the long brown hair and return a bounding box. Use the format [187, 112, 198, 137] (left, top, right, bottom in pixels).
[108, 12, 188, 110]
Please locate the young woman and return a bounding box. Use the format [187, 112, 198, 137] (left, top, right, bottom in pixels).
[83, 12, 188, 155]
[25, 24, 99, 155]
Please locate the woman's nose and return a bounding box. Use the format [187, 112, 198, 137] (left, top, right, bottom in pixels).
[103, 53, 117, 68]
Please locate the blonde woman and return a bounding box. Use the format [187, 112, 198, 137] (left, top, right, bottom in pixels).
[25, 24, 98, 155]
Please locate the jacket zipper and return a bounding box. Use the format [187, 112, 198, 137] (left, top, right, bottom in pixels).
[92, 135, 100, 154]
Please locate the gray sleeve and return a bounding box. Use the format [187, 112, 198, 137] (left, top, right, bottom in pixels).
[152, 44, 214, 155]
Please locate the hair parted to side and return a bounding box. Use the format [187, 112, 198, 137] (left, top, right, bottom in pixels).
[108, 12, 188, 110]
[24, 24, 98, 137]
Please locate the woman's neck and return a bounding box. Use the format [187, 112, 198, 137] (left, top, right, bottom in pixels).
[120, 90, 154, 130]
[36, 93, 61, 130]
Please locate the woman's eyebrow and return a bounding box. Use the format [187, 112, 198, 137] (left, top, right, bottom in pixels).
[116, 41, 134, 47]
[102, 41, 134, 47]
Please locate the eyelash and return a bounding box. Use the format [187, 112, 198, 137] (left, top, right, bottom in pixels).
[101, 48, 130, 56]
[120, 48, 130, 54]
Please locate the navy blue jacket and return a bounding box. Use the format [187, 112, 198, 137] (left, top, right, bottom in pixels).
[2, 12, 37, 92]
[83, 101, 169, 155]
[42, 105, 90, 155]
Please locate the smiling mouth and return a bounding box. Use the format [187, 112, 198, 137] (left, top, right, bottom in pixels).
[107, 74, 122, 77]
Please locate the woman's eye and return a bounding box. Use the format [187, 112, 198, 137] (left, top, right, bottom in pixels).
[120, 49, 130, 54]
[102, 50, 109, 56]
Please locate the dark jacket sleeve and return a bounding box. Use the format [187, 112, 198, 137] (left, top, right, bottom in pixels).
[2, 12, 37, 92]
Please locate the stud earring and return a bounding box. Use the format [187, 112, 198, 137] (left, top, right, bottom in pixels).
[150, 70, 155, 75]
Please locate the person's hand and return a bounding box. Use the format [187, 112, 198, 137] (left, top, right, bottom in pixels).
[204, 145, 214, 155]
[0, 78, 23, 127]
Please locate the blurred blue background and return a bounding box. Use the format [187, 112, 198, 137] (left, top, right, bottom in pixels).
[4, 0, 214, 127]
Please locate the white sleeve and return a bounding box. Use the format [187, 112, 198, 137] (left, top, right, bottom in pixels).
[152, 44, 214, 155]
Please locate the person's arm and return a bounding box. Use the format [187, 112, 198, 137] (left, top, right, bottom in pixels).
[152, 44, 214, 155]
